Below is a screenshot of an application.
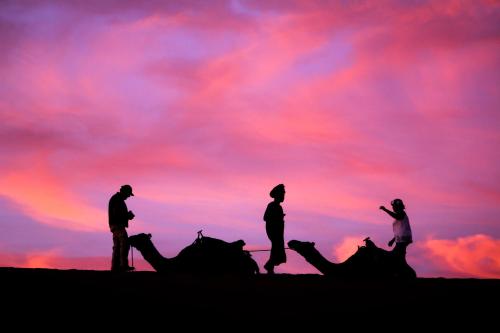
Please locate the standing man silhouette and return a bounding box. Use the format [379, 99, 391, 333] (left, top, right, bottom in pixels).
[263, 184, 287, 274]
[109, 184, 135, 272]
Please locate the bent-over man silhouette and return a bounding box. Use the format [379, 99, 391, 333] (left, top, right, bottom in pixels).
[109, 184, 135, 272]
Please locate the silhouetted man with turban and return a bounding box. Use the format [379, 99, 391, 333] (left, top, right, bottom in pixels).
[263, 184, 287, 274]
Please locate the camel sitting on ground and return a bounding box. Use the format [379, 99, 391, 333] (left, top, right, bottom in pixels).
[288, 238, 416, 279]
[128, 231, 260, 275]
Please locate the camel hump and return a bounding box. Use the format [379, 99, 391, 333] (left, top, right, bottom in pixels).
[173, 233, 259, 275]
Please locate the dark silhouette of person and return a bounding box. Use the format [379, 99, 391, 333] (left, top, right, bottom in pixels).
[263, 184, 287, 274]
[109, 184, 136, 272]
[379, 198, 413, 265]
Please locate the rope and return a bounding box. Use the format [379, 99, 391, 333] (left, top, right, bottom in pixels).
[248, 247, 291, 253]
[131, 246, 134, 268]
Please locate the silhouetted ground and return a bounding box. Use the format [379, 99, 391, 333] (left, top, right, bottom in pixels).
[2, 267, 498, 329]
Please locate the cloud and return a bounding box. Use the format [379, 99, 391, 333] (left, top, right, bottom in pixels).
[0, 251, 152, 271]
[0, 166, 107, 231]
[333, 236, 366, 262]
[418, 234, 500, 278]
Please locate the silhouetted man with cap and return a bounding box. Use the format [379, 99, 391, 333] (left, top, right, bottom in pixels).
[109, 184, 135, 272]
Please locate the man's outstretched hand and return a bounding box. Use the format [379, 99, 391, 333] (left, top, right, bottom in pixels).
[388, 238, 395, 247]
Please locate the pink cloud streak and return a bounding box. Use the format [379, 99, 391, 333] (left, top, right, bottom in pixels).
[0, 251, 152, 271]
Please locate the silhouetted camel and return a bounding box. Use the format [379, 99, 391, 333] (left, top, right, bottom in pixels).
[128, 232, 260, 275]
[288, 237, 416, 279]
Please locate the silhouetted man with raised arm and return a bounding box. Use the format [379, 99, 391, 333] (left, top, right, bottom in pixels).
[109, 184, 135, 272]
[380, 198, 413, 275]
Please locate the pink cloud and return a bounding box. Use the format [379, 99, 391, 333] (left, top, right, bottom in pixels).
[0, 165, 107, 231]
[333, 236, 366, 262]
[0, 251, 152, 271]
[419, 235, 500, 278]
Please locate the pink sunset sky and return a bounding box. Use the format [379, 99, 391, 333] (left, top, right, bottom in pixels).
[1, 0, 499, 278]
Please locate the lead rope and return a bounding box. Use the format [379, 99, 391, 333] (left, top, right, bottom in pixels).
[131, 245, 134, 268]
[248, 247, 290, 252]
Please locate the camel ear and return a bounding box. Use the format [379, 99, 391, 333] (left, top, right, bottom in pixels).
[147, 233, 152, 239]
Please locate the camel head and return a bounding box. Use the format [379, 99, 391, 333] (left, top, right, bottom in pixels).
[128, 233, 152, 249]
[287, 240, 316, 256]
[231, 239, 246, 250]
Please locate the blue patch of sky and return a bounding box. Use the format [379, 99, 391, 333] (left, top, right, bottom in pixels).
[253, 35, 353, 93]
[0, 2, 60, 26]
[288, 208, 383, 240]
[230, 0, 261, 18]
[230, 0, 296, 18]
[414, 208, 500, 238]
[153, 27, 244, 62]
[295, 37, 352, 78]
[1, 3, 84, 43]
